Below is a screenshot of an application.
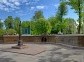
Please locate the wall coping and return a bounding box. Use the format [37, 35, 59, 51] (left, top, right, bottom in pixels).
[2, 34, 84, 37]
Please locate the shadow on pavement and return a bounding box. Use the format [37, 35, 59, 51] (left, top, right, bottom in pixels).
[0, 57, 16, 62]
[38, 47, 79, 62]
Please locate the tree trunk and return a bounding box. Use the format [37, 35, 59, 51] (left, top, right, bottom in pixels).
[60, 14, 63, 33]
[78, 0, 81, 34]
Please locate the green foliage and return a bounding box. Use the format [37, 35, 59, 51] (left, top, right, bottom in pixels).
[0, 20, 3, 29]
[68, 0, 84, 33]
[68, 0, 83, 13]
[31, 18, 52, 35]
[82, 12, 84, 22]
[4, 16, 14, 29]
[6, 29, 17, 35]
[51, 22, 61, 34]
[63, 18, 77, 34]
[56, 1, 67, 32]
[0, 29, 5, 36]
[14, 17, 20, 34]
[48, 17, 58, 27]
[21, 21, 31, 34]
[30, 21, 36, 35]
[48, 17, 77, 34]
[81, 13, 84, 33]
[48, 17, 60, 34]
[57, 1, 67, 18]
[22, 21, 30, 28]
[32, 10, 44, 21]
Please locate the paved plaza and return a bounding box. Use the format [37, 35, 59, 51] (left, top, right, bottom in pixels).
[0, 44, 84, 62]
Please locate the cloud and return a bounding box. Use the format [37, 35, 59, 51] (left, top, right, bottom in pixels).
[14, 2, 20, 6]
[4, 7, 9, 12]
[0, 0, 3, 3]
[0, 4, 6, 10]
[30, 7, 35, 10]
[15, 10, 27, 16]
[0, 3, 18, 12]
[8, 0, 20, 3]
[25, 0, 40, 6]
[54, 4, 59, 8]
[0, 4, 5, 8]
[30, 5, 45, 10]
[25, 2, 29, 5]
[22, 0, 28, 3]
[0, 0, 21, 12]
[0, 0, 40, 12]
[2, 0, 8, 3]
[36, 6, 45, 9]
[1, 19, 4, 22]
[35, 0, 40, 2]
[30, 5, 46, 10]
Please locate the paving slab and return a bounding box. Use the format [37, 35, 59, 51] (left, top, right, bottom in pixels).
[0, 44, 84, 62]
[0, 44, 47, 55]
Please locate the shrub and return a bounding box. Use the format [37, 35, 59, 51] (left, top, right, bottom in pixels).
[0, 29, 5, 36]
[6, 29, 17, 35]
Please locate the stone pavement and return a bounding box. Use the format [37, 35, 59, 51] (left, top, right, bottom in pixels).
[0, 44, 47, 55]
[0, 44, 84, 62]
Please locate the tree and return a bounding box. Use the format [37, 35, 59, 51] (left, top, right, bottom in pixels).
[32, 10, 44, 21]
[21, 21, 30, 28]
[0, 19, 5, 36]
[68, 0, 84, 33]
[48, 17, 58, 28]
[0, 29, 5, 36]
[56, 0, 67, 33]
[63, 18, 77, 34]
[30, 20, 36, 35]
[82, 12, 84, 23]
[14, 17, 20, 34]
[5, 29, 17, 35]
[4, 16, 14, 29]
[48, 17, 60, 34]
[32, 18, 52, 35]
[21, 21, 31, 34]
[81, 12, 84, 33]
[0, 19, 3, 29]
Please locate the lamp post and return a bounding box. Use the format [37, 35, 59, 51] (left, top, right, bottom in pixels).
[17, 21, 23, 46]
[19, 21, 21, 41]
[12, 20, 28, 49]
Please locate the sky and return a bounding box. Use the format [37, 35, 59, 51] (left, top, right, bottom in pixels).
[0, 0, 78, 21]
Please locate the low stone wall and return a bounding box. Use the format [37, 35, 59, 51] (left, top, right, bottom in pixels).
[2, 35, 56, 43]
[0, 36, 4, 43]
[56, 36, 78, 46]
[0, 35, 84, 46]
[3, 35, 19, 43]
[56, 35, 84, 46]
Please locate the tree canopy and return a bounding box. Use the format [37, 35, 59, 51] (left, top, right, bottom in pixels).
[31, 18, 52, 35]
[4, 16, 14, 29]
[0, 20, 3, 29]
[68, 0, 84, 33]
[32, 10, 44, 21]
[14, 17, 20, 34]
[56, 0, 67, 32]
